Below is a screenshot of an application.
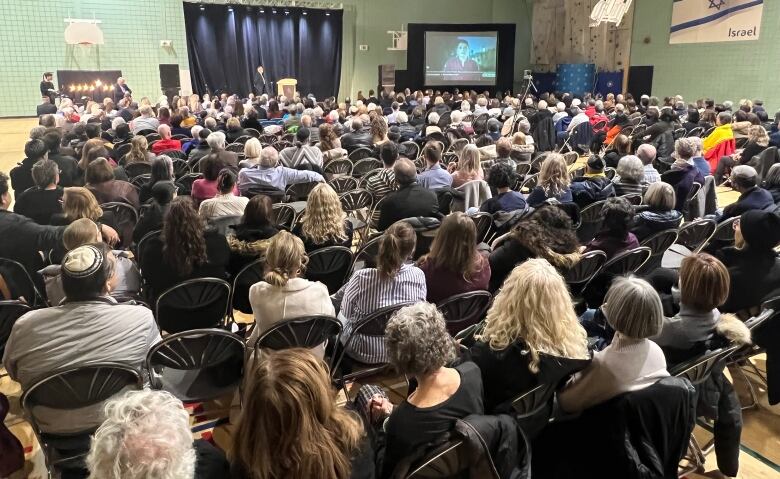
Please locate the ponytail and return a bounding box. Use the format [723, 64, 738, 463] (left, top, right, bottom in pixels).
[377, 222, 416, 280]
[263, 268, 290, 287]
[217, 168, 237, 194]
[263, 231, 308, 287]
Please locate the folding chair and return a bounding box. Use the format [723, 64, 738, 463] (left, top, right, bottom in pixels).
[0, 257, 47, 307]
[353, 158, 383, 177]
[637, 229, 679, 274]
[229, 258, 264, 317]
[0, 300, 31, 360]
[155, 278, 231, 333]
[576, 200, 606, 244]
[100, 202, 139, 248]
[675, 218, 716, 253]
[305, 246, 353, 294]
[328, 176, 360, 194]
[348, 147, 374, 162]
[437, 291, 492, 336]
[323, 158, 353, 180]
[272, 203, 298, 230]
[254, 315, 341, 355]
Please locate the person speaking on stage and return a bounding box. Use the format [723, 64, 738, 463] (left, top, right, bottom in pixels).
[40, 72, 57, 105]
[113, 77, 132, 104]
[253, 64, 271, 96]
[443, 39, 480, 72]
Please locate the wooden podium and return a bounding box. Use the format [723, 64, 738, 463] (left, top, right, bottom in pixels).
[277, 78, 297, 98]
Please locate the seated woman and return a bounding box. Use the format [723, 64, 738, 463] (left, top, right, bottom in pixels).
[246, 231, 335, 356]
[368, 303, 483, 478]
[417, 212, 490, 303]
[139, 155, 175, 204]
[662, 138, 705, 210]
[40, 218, 141, 305]
[191, 153, 239, 206]
[317, 123, 348, 163]
[714, 124, 769, 184]
[653, 253, 750, 358]
[715, 210, 780, 313]
[239, 137, 262, 169]
[488, 205, 581, 292]
[140, 196, 230, 301]
[231, 349, 373, 479]
[631, 182, 682, 241]
[121, 135, 155, 166]
[559, 277, 670, 413]
[226, 194, 279, 275]
[584, 197, 639, 259]
[612, 155, 646, 196]
[133, 181, 176, 244]
[480, 162, 527, 214]
[85, 158, 140, 209]
[765, 163, 780, 205]
[448, 144, 484, 188]
[333, 221, 426, 364]
[198, 169, 248, 222]
[50, 186, 119, 245]
[471, 259, 590, 414]
[603, 134, 631, 169]
[224, 116, 246, 144]
[526, 153, 572, 207]
[293, 183, 353, 253]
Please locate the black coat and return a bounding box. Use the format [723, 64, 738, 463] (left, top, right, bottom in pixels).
[721, 186, 775, 221]
[530, 110, 556, 152]
[661, 164, 704, 211]
[0, 210, 63, 278]
[569, 176, 615, 207]
[9, 158, 35, 195]
[716, 246, 780, 314]
[377, 183, 440, 231]
[631, 209, 683, 242]
[340, 130, 373, 152]
[533, 376, 696, 479]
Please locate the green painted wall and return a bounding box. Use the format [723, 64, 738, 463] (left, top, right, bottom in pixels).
[0, 0, 188, 117]
[630, 0, 780, 111]
[338, 0, 534, 98]
[0, 0, 532, 117]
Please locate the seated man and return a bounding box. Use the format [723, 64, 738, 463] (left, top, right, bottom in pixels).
[151, 124, 182, 154]
[720, 165, 775, 221]
[339, 119, 372, 153]
[480, 162, 526, 214]
[417, 145, 453, 190]
[569, 155, 615, 207]
[10, 138, 48, 195]
[13, 159, 63, 225]
[238, 146, 323, 195]
[637, 144, 661, 184]
[378, 158, 440, 230]
[3, 243, 160, 433]
[366, 142, 399, 202]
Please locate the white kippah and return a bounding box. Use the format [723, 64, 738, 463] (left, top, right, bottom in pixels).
[63, 245, 103, 278]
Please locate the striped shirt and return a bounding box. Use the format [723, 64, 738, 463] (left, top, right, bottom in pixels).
[643, 164, 661, 184]
[333, 263, 426, 364]
[366, 168, 398, 201]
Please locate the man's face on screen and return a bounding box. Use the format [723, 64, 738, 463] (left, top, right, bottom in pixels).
[456, 42, 469, 62]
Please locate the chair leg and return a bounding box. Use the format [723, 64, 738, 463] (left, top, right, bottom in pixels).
[731, 364, 759, 410]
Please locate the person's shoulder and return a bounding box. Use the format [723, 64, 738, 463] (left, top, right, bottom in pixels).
[455, 360, 482, 383]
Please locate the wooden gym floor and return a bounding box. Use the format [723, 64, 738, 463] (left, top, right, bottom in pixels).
[0, 117, 778, 478]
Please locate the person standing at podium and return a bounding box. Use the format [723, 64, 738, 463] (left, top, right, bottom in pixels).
[253, 64, 271, 96]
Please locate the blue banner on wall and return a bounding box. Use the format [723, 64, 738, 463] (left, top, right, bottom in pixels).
[594, 71, 623, 97]
[556, 63, 595, 97]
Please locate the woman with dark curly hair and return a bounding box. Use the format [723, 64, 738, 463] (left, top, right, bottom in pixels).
[317, 123, 347, 163]
[140, 196, 230, 300]
[584, 196, 639, 259]
[488, 205, 581, 292]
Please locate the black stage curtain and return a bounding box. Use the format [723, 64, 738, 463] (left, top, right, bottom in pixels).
[183, 3, 342, 99]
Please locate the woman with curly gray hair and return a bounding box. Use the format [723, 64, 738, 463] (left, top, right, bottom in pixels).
[86, 389, 229, 479]
[370, 302, 483, 478]
[612, 155, 646, 196]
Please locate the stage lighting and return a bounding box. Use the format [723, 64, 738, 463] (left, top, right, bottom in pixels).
[199, 4, 205, 11]
[325, 10, 331, 16]
[284, 9, 289, 15]
[272, 8, 277, 14]
[228, 6, 233, 12]
[302, 10, 307, 15]
[259, 8, 265, 13]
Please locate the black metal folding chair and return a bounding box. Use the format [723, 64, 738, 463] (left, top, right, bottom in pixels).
[563, 250, 607, 297]
[305, 246, 354, 294]
[146, 328, 245, 402]
[328, 176, 360, 194]
[404, 440, 468, 479]
[155, 278, 231, 333]
[230, 258, 265, 316]
[637, 229, 679, 274]
[576, 200, 606, 244]
[135, 229, 161, 265]
[0, 257, 47, 307]
[324, 158, 353, 180]
[272, 202, 298, 230]
[21, 364, 142, 476]
[470, 212, 493, 244]
[254, 315, 341, 358]
[100, 202, 139, 248]
[675, 218, 716, 253]
[208, 214, 243, 235]
[124, 161, 151, 179]
[0, 300, 31, 360]
[349, 147, 375, 162]
[437, 291, 492, 336]
[285, 181, 320, 201]
[353, 158, 384, 177]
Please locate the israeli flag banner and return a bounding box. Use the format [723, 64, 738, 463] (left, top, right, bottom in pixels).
[670, 0, 764, 44]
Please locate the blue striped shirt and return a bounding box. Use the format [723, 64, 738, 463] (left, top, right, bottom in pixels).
[333, 263, 427, 364]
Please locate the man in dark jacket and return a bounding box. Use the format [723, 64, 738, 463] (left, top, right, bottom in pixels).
[530, 100, 556, 152]
[340, 119, 373, 153]
[569, 155, 615, 207]
[41, 130, 79, 187]
[378, 158, 440, 230]
[9, 139, 48, 196]
[720, 165, 775, 221]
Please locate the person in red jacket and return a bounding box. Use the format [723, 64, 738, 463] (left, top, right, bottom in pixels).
[151, 124, 181, 155]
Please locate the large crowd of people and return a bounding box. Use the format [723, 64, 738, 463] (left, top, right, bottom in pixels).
[1, 84, 779, 478]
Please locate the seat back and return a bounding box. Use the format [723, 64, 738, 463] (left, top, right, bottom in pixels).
[437, 291, 492, 336]
[0, 300, 31, 358]
[155, 278, 231, 333]
[601, 246, 652, 276]
[114, 143, 131, 161]
[136, 229, 161, 264]
[328, 176, 359, 194]
[351, 235, 382, 273]
[670, 345, 739, 385]
[748, 146, 779, 182]
[353, 158, 383, 177]
[254, 315, 342, 352]
[285, 181, 319, 201]
[340, 188, 373, 213]
[675, 218, 716, 253]
[511, 382, 557, 419]
[0, 257, 46, 307]
[272, 203, 298, 230]
[333, 303, 412, 371]
[405, 440, 468, 479]
[710, 216, 739, 244]
[686, 127, 704, 138]
[176, 172, 203, 196]
[323, 158, 354, 179]
[682, 181, 702, 220]
[349, 147, 375, 162]
[100, 202, 139, 248]
[146, 328, 245, 402]
[637, 229, 679, 274]
[159, 149, 187, 160]
[401, 141, 421, 159]
[171, 158, 191, 178]
[305, 246, 353, 294]
[470, 212, 493, 244]
[230, 258, 265, 315]
[130, 173, 151, 189]
[124, 162, 151, 179]
[273, 140, 292, 151]
[563, 250, 607, 293]
[576, 199, 606, 244]
[518, 173, 538, 194]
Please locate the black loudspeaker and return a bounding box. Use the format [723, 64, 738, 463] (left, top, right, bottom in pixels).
[378, 64, 395, 92]
[159, 64, 180, 88]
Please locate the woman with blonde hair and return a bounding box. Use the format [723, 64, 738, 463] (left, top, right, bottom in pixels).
[631, 182, 682, 241]
[418, 212, 490, 303]
[370, 115, 389, 146]
[333, 221, 426, 364]
[472, 259, 590, 415]
[448, 144, 484, 187]
[246, 231, 335, 355]
[231, 349, 372, 479]
[293, 183, 353, 252]
[123, 135, 154, 165]
[526, 153, 572, 207]
[239, 137, 263, 168]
